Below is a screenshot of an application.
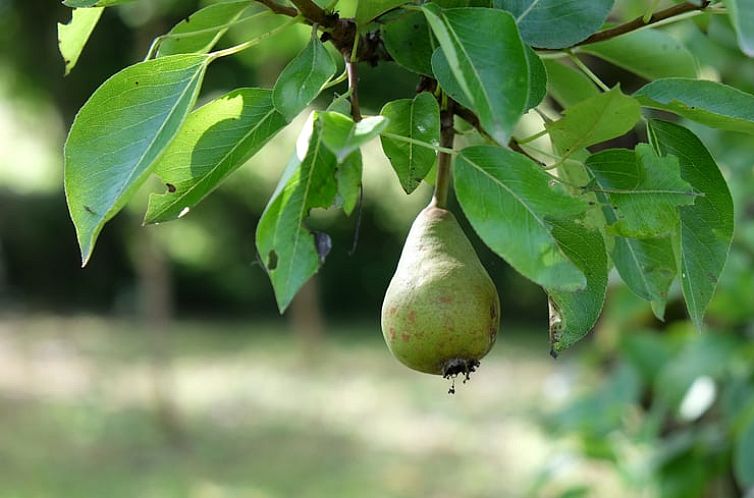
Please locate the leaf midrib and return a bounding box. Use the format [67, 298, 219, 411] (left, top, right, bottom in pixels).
[97, 59, 207, 229]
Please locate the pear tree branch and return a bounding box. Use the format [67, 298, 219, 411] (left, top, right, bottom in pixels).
[570, 0, 711, 47]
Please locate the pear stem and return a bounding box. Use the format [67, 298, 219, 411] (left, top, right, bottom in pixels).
[433, 107, 455, 209]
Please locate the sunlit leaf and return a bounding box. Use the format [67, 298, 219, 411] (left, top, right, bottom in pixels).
[58, 7, 103, 76]
[319, 113, 388, 162]
[157, 0, 252, 57]
[145, 88, 287, 224]
[256, 113, 339, 312]
[65, 54, 210, 264]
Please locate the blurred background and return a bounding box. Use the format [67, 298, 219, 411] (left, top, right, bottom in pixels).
[0, 0, 753, 496]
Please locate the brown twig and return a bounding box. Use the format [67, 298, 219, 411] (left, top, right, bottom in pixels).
[572, 0, 711, 47]
[254, 0, 298, 17]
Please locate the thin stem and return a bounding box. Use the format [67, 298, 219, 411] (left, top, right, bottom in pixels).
[349, 32, 360, 63]
[567, 51, 610, 92]
[520, 144, 560, 160]
[381, 132, 456, 155]
[538, 52, 571, 60]
[323, 67, 349, 89]
[517, 128, 548, 145]
[144, 37, 161, 61]
[174, 11, 274, 40]
[432, 105, 455, 209]
[145, 10, 275, 60]
[208, 16, 301, 60]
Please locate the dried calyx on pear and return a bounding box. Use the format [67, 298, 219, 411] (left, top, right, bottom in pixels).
[381, 202, 500, 387]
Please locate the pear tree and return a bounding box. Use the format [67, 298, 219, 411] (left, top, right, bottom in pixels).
[60, 0, 749, 373]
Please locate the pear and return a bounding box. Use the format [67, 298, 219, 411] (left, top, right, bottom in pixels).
[381, 204, 500, 378]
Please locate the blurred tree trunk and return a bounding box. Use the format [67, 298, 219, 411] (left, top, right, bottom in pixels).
[289, 276, 325, 350]
[132, 227, 186, 448]
[0, 239, 7, 305]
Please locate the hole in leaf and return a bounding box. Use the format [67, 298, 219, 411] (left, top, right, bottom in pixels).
[267, 250, 278, 270]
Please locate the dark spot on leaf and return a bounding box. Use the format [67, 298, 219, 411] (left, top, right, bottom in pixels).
[84, 205, 96, 215]
[135, 81, 139, 85]
[313, 231, 332, 264]
[166, 183, 176, 193]
[267, 250, 278, 270]
[184, 15, 191, 23]
[64, 59, 71, 65]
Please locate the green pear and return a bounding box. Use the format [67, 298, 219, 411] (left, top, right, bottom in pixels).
[381, 204, 500, 377]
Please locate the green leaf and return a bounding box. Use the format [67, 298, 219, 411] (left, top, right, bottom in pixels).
[723, 0, 754, 57]
[336, 151, 363, 215]
[58, 7, 104, 76]
[422, 4, 529, 144]
[63, 0, 133, 6]
[612, 235, 676, 318]
[493, 0, 615, 49]
[145, 88, 287, 224]
[648, 119, 734, 330]
[581, 28, 698, 80]
[356, 0, 407, 25]
[547, 87, 641, 158]
[735, 416, 754, 488]
[319, 113, 389, 162]
[585, 144, 695, 238]
[543, 59, 599, 108]
[379, 93, 440, 193]
[635, 78, 754, 135]
[256, 113, 339, 312]
[272, 35, 337, 122]
[524, 46, 547, 110]
[382, 12, 434, 76]
[157, 0, 251, 57]
[65, 54, 210, 265]
[585, 145, 693, 319]
[547, 219, 608, 353]
[454, 145, 588, 291]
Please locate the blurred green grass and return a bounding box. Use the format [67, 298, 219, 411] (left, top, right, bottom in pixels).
[0, 316, 606, 498]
